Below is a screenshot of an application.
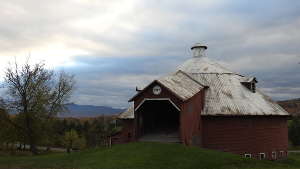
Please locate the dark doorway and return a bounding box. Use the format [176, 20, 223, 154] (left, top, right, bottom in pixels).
[137, 100, 180, 142]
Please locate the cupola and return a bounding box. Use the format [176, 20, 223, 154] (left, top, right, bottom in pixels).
[191, 43, 207, 58]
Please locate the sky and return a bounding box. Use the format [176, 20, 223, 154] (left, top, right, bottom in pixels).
[0, 0, 300, 108]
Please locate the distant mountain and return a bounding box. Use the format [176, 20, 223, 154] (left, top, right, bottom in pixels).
[278, 98, 300, 116]
[58, 103, 125, 118]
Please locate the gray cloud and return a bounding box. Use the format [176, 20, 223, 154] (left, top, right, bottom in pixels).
[1, 0, 300, 107]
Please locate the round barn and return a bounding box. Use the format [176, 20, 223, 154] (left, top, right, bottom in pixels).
[116, 43, 290, 160]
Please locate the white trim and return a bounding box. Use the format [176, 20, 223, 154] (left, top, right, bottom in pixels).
[153, 85, 162, 95]
[259, 153, 266, 160]
[244, 154, 251, 158]
[135, 98, 181, 111]
[272, 151, 277, 159]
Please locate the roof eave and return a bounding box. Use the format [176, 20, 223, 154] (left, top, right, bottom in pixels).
[128, 80, 156, 102]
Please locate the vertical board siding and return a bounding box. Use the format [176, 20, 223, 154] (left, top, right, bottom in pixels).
[134, 82, 183, 111]
[180, 90, 204, 145]
[202, 116, 288, 160]
[112, 120, 136, 144]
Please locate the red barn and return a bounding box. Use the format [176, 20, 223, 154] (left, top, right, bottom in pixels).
[116, 43, 290, 160]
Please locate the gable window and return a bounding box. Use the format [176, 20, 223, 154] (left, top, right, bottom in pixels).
[241, 77, 257, 93]
[259, 153, 266, 160]
[244, 154, 251, 158]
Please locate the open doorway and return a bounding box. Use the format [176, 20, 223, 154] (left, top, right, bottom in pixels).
[136, 99, 180, 143]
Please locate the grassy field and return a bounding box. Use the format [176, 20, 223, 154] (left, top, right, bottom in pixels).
[1, 142, 300, 169]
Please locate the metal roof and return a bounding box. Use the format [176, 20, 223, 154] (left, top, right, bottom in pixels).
[178, 57, 236, 74]
[187, 73, 288, 116]
[177, 50, 288, 116]
[157, 71, 204, 101]
[118, 104, 134, 119]
[128, 70, 204, 102]
[239, 76, 257, 83]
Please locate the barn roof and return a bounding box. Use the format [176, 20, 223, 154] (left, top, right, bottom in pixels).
[128, 70, 205, 102]
[157, 71, 205, 100]
[186, 73, 288, 116]
[177, 43, 288, 116]
[239, 76, 258, 83]
[118, 104, 134, 119]
[119, 43, 289, 118]
[178, 57, 235, 74]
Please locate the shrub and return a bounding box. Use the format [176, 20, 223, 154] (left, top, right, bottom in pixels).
[289, 117, 300, 146]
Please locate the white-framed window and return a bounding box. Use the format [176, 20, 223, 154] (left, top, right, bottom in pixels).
[279, 151, 284, 158]
[259, 153, 266, 160]
[244, 154, 252, 158]
[272, 151, 277, 159]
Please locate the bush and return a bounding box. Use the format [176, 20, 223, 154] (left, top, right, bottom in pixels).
[289, 117, 300, 146]
[73, 137, 86, 150]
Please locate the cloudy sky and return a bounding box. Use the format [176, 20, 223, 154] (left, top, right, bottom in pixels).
[0, 0, 300, 108]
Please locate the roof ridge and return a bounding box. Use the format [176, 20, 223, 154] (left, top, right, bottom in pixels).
[176, 70, 208, 88]
[188, 72, 243, 76]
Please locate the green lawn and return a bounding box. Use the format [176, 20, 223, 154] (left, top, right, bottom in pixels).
[1, 142, 300, 169]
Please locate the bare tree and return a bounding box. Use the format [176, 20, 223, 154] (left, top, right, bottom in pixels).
[2, 62, 75, 154]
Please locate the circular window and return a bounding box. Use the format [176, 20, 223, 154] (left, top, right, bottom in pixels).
[153, 85, 162, 95]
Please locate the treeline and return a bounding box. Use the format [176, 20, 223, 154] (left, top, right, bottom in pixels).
[289, 117, 300, 146]
[49, 116, 121, 149]
[0, 61, 124, 155]
[0, 112, 121, 153]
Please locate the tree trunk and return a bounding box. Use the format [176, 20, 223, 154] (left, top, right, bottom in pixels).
[67, 140, 72, 154]
[109, 137, 112, 148]
[67, 147, 70, 153]
[24, 109, 38, 155]
[28, 134, 38, 155]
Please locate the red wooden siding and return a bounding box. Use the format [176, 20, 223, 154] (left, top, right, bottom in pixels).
[112, 119, 136, 144]
[202, 116, 288, 160]
[180, 90, 205, 145]
[133, 82, 183, 111]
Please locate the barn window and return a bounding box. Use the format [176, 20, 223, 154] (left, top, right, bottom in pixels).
[272, 152, 277, 159]
[241, 77, 257, 93]
[244, 154, 251, 158]
[241, 82, 256, 93]
[259, 153, 266, 160]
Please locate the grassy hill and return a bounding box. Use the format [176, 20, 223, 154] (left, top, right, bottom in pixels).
[1, 142, 300, 169]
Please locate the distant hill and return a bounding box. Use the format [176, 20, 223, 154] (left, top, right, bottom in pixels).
[58, 103, 125, 118]
[278, 98, 300, 116]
